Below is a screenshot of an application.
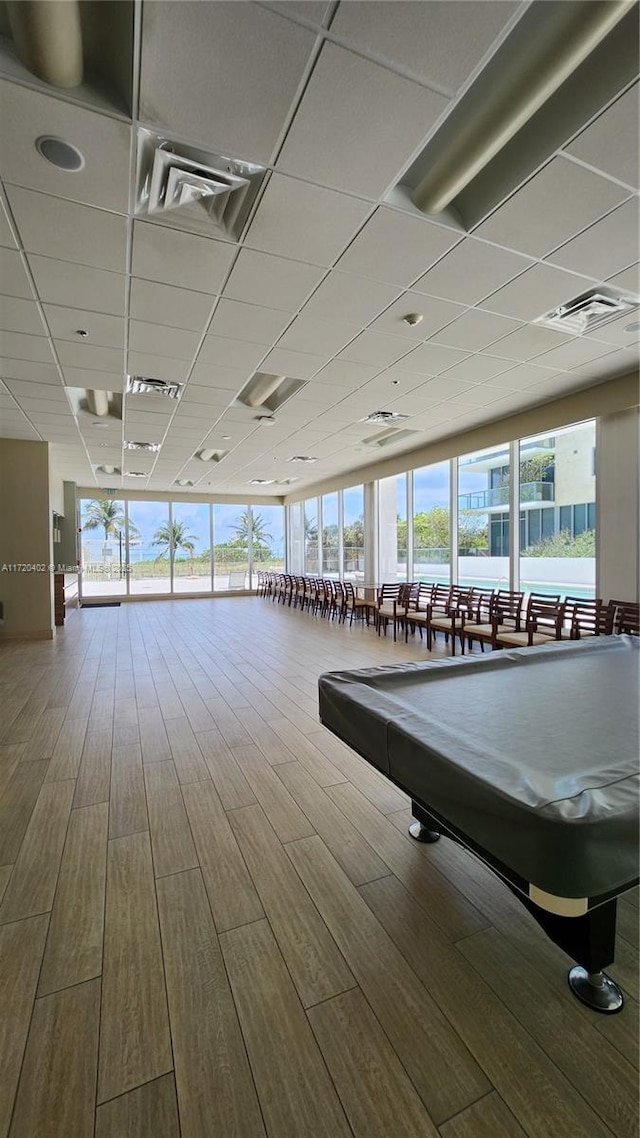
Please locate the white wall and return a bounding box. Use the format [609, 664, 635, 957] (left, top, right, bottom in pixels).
[597, 406, 640, 602]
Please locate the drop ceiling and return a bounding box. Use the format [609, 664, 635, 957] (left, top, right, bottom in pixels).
[0, 0, 638, 497]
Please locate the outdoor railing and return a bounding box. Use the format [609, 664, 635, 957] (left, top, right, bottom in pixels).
[458, 481, 554, 510]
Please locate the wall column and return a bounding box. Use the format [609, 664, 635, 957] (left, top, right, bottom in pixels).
[596, 406, 639, 602]
[0, 439, 54, 640]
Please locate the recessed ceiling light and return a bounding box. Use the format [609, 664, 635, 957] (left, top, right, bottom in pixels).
[126, 375, 183, 399]
[36, 136, 85, 172]
[76, 329, 88, 338]
[124, 440, 161, 451]
[221, 435, 231, 441]
[402, 313, 423, 326]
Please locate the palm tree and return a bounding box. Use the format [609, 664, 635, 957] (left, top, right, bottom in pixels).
[152, 520, 197, 564]
[230, 511, 272, 554]
[82, 499, 127, 542]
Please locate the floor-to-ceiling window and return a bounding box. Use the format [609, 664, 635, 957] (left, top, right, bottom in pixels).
[213, 504, 250, 591]
[252, 504, 285, 576]
[458, 446, 510, 591]
[304, 498, 319, 574]
[172, 501, 212, 593]
[322, 492, 339, 578]
[519, 420, 596, 599]
[128, 501, 172, 594]
[378, 474, 407, 582]
[79, 497, 127, 596]
[412, 462, 450, 585]
[342, 485, 365, 579]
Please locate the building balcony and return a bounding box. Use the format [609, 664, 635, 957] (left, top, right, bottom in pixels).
[458, 481, 555, 511]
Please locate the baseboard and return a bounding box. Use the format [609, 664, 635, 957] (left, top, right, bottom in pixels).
[0, 628, 54, 642]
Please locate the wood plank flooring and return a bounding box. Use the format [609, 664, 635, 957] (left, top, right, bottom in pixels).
[0, 596, 637, 1138]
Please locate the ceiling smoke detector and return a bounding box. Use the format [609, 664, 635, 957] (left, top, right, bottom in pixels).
[124, 440, 161, 452]
[127, 376, 184, 399]
[537, 287, 638, 335]
[136, 129, 265, 241]
[360, 410, 411, 425]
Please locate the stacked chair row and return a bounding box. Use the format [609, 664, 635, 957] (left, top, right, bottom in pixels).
[256, 572, 639, 656]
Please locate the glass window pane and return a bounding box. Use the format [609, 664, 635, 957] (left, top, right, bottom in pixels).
[412, 461, 450, 585]
[520, 421, 596, 599]
[213, 505, 249, 591]
[128, 501, 171, 595]
[172, 502, 211, 593]
[342, 486, 364, 579]
[304, 499, 319, 573]
[322, 492, 339, 578]
[458, 446, 509, 590]
[251, 505, 285, 577]
[79, 497, 127, 596]
[378, 474, 407, 583]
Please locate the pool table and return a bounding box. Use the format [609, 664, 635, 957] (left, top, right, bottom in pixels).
[318, 634, 639, 1013]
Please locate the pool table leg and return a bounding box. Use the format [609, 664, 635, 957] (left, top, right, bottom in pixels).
[409, 801, 441, 843]
[521, 894, 624, 1014]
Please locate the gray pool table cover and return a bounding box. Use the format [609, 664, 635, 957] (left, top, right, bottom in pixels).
[318, 635, 640, 899]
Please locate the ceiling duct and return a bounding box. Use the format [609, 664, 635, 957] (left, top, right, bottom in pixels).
[5, 0, 83, 88]
[126, 375, 183, 399]
[136, 128, 265, 241]
[408, 0, 634, 218]
[360, 411, 410, 425]
[363, 427, 419, 449]
[235, 372, 307, 414]
[537, 287, 639, 336]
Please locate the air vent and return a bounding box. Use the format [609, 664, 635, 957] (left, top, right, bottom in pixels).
[537, 287, 638, 335]
[124, 441, 161, 452]
[235, 372, 307, 414]
[174, 479, 195, 487]
[289, 456, 318, 463]
[363, 427, 419, 449]
[127, 376, 184, 399]
[360, 411, 411, 425]
[124, 471, 148, 478]
[249, 478, 276, 485]
[136, 128, 265, 241]
[197, 448, 227, 463]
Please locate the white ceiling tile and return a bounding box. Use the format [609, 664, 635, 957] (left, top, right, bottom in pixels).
[605, 263, 639, 294]
[223, 249, 325, 312]
[186, 365, 251, 394]
[584, 311, 640, 348]
[0, 296, 45, 336]
[338, 330, 412, 367]
[132, 222, 236, 293]
[401, 375, 475, 402]
[474, 157, 629, 257]
[482, 264, 595, 321]
[330, 0, 517, 93]
[300, 270, 401, 326]
[0, 358, 61, 384]
[0, 79, 131, 212]
[487, 323, 574, 361]
[439, 353, 515, 382]
[311, 359, 380, 387]
[429, 308, 521, 352]
[128, 320, 200, 362]
[125, 393, 175, 416]
[264, 3, 332, 23]
[195, 336, 268, 371]
[43, 306, 124, 349]
[61, 367, 124, 392]
[368, 291, 466, 339]
[277, 42, 448, 198]
[386, 341, 469, 376]
[0, 330, 55, 363]
[476, 363, 556, 390]
[54, 341, 124, 373]
[181, 384, 233, 407]
[127, 352, 190, 383]
[258, 348, 326, 380]
[5, 378, 66, 402]
[0, 199, 16, 249]
[566, 83, 639, 190]
[277, 315, 359, 356]
[245, 173, 370, 267]
[336, 207, 461, 287]
[28, 256, 126, 316]
[0, 247, 33, 299]
[413, 238, 532, 305]
[7, 187, 127, 272]
[129, 279, 215, 332]
[532, 338, 619, 371]
[208, 299, 291, 345]
[547, 199, 640, 281]
[140, 1, 316, 162]
[18, 397, 74, 417]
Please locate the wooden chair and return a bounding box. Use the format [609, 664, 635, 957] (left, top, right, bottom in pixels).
[404, 582, 436, 642]
[377, 583, 415, 640]
[562, 596, 604, 639]
[342, 581, 376, 626]
[463, 590, 524, 652]
[495, 593, 565, 648]
[609, 600, 640, 636]
[427, 585, 474, 655]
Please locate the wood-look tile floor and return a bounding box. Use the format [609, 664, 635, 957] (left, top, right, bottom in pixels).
[0, 597, 638, 1138]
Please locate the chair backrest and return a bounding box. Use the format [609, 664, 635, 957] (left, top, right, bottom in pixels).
[563, 596, 603, 637]
[397, 582, 417, 608]
[469, 589, 495, 623]
[525, 593, 565, 634]
[430, 584, 452, 609]
[609, 599, 640, 635]
[493, 590, 525, 624]
[448, 585, 473, 610]
[342, 580, 356, 602]
[378, 583, 402, 605]
[411, 581, 435, 611]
